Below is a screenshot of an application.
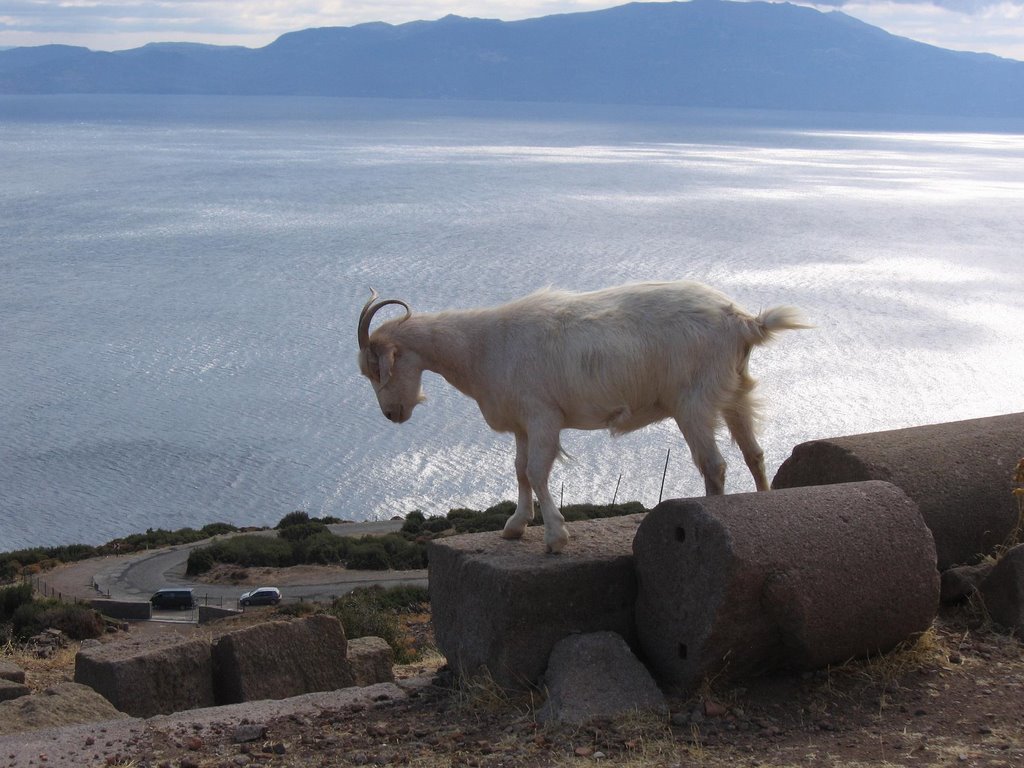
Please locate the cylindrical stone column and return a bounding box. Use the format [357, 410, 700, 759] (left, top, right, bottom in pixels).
[633, 481, 939, 693]
[772, 412, 1024, 570]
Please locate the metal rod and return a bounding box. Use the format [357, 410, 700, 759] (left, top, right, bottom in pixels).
[659, 448, 671, 504]
[611, 473, 622, 505]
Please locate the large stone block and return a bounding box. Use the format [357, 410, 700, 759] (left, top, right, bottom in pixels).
[74, 635, 214, 717]
[634, 482, 939, 693]
[772, 412, 1024, 569]
[212, 613, 353, 704]
[428, 515, 644, 690]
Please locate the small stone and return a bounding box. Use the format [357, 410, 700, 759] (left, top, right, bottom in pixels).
[574, 746, 595, 757]
[232, 724, 267, 743]
[703, 700, 728, 718]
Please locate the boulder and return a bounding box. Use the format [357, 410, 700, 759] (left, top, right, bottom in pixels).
[772, 412, 1024, 569]
[0, 682, 129, 736]
[74, 635, 215, 717]
[212, 613, 353, 704]
[940, 561, 995, 605]
[538, 631, 667, 725]
[428, 515, 644, 689]
[980, 544, 1024, 633]
[0, 677, 31, 702]
[0, 658, 26, 684]
[347, 636, 395, 686]
[633, 482, 939, 693]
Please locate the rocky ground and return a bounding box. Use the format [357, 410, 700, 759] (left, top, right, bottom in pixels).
[4, 594, 1023, 768]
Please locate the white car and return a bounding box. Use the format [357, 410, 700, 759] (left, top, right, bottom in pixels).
[239, 587, 281, 607]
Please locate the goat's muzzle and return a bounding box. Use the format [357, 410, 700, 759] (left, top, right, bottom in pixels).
[382, 405, 407, 424]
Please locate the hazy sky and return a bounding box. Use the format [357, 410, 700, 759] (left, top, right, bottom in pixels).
[1, 1, 1022, 61]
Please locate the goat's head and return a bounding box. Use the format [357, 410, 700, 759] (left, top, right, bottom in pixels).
[357, 290, 426, 424]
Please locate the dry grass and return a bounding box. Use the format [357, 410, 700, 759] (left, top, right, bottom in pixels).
[0, 637, 79, 693]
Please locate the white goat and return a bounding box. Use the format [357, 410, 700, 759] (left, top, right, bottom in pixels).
[357, 281, 807, 553]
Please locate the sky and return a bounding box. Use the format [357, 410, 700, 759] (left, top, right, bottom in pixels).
[1, 1, 1022, 61]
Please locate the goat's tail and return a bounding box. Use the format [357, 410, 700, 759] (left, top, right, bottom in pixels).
[745, 306, 811, 346]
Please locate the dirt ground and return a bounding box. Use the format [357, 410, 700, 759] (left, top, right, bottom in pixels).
[7, 608, 1023, 766]
[10, 563, 1024, 767]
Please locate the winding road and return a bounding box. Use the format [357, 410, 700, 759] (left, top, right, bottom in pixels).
[50, 521, 428, 613]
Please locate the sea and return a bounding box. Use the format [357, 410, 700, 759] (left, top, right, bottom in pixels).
[2, 95, 1022, 551]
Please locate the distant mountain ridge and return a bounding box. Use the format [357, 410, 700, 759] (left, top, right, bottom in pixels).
[1, 0, 1022, 117]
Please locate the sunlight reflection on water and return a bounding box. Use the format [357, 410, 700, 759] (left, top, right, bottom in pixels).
[1, 98, 1022, 549]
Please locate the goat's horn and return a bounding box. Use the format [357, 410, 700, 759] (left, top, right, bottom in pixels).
[357, 290, 411, 348]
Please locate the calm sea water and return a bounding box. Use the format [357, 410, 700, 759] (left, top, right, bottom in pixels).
[2, 95, 1022, 550]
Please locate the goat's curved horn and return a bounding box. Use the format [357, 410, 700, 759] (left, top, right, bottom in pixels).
[357, 289, 411, 349]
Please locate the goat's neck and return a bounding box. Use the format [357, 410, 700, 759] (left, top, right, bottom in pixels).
[398, 313, 484, 399]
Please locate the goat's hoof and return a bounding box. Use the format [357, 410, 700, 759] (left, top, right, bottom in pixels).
[501, 525, 525, 540]
[545, 534, 569, 554]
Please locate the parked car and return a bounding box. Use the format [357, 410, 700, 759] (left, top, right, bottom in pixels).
[239, 587, 282, 607]
[150, 588, 195, 610]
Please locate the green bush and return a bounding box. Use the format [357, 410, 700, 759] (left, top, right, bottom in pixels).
[200, 522, 238, 537]
[278, 520, 329, 542]
[294, 531, 349, 565]
[185, 547, 216, 576]
[276, 510, 312, 529]
[0, 582, 34, 620]
[202, 535, 294, 569]
[329, 586, 427, 664]
[10, 599, 104, 641]
[400, 510, 426, 535]
[346, 541, 390, 570]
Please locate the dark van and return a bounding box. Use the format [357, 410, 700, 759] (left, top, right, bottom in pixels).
[150, 588, 195, 610]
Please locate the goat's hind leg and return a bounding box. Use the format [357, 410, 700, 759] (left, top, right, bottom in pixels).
[674, 403, 727, 496]
[501, 432, 535, 540]
[723, 367, 770, 491]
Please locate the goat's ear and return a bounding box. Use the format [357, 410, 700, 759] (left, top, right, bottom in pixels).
[378, 345, 397, 387]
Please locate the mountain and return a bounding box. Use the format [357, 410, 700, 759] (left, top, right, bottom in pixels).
[1, 0, 1022, 117]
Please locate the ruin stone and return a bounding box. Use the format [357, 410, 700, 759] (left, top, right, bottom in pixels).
[940, 561, 994, 604]
[74, 635, 215, 717]
[980, 544, 1024, 633]
[0, 659, 26, 684]
[428, 515, 644, 689]
[538, 631, 667, 725]
[212, 613, 353, 704]
[634, 482, 939, 693]
[0, 677, 31, 702]
[772, 412, 1024, 569]
[0, 682, 130, 736]
[347, 636, 395, 687]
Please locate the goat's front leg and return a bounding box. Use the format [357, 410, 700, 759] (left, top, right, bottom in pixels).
[525, 427, 568, 554]
[501, 432, 534, 540]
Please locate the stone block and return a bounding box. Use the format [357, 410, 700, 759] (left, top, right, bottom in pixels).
[0, 677, 31, 702]
[538, 631, 667, 725]
[0, 659, 26, 684]
[980, 544, 1024, 633]
[634, 482, 939, 693]
[89, 598, 152, 621]
[0, 682, 130, 736]
[428, 514, 644, 690]
[347, 636, 395, 686]
[772, 412, 1024, 569]
[212, 613, 353, 704]
[74, 635, 215, 717]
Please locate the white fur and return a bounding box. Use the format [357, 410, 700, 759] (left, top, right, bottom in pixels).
[358, 281, 808, 553]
